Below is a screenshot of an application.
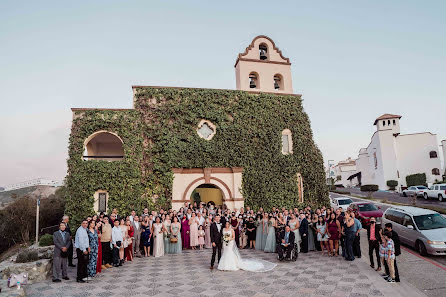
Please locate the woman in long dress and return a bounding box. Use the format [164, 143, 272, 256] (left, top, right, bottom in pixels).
[163, 215, 171, 254]
[204, 214, 212, 249]
[141, 217, 151, 257]
[189, 213, 199, 249]
[288, 214, 301, 253]
[96, 221, 102, 273]
[255, 213, 263, 250]
[264, 216, 276, 253]
[87, 220, 98, 278]
[230, 214, 240, 248]
[125, 220, 134, 261]
[152, 217, 164, 257]
[218, 221, 276, 272]
[307, 214, 316, 251]
[257, 213, 269, 251]
[169, 216, 182, 254]
[181, 216, 190, 249]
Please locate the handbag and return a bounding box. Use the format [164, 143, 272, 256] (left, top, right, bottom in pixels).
[116, 241, 122, 247]
[8, 273, 28, 287]
[170, 235, 178, 243]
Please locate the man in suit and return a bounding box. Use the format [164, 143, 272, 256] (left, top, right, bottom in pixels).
[132, 215, 142, 257]
[52, 221, 71, 282]
[210, 214, 223, 269]
[366, 218, 381, 270]
[299, 214, 309, 253]
[277, 226, 295, 260]
[74, 219, 90, 283]
[62, 215, 75, 267]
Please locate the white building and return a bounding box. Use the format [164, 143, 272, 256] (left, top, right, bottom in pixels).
[442, 140, 446, 176]
[2, 178, 64, 192]
[354, 114, 442, 191]
[332, 158, 357, 188]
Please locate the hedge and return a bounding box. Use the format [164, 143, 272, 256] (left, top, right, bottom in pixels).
[406, 173, 427, 187]
[361, 184, 379, 192]
[39, 234, 53, 247]
[65, 87, 328, 225]
[386, 180, 398, 190]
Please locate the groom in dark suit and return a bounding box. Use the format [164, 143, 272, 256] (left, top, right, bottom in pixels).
[210, 214, 223, 269]
[299, 214, 309, 253]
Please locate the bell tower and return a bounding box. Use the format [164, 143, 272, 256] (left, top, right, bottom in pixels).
[235, 35, 293, 94]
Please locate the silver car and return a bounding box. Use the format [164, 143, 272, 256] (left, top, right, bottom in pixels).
[382, 206, 446, 256]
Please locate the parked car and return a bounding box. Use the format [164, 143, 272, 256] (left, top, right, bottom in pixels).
[330, 197, 353, 212]
[348, 202, 383, 226]
[402, 185, 428, 197]
[422, 184, 446, 202]
[382, 206, 446, 256]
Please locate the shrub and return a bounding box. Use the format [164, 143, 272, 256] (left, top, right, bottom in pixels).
[16, 249, 38, 263]
[386, 180, 398, 190]
[406, 173, 427, 187]
[39, 234, 53, 247]
[361, 184, 379, 192]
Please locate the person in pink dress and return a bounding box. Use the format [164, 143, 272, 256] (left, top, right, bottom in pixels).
[181, 216, 190, 249]
[198, 225, 205, 250]
[189, 213, 199, 249]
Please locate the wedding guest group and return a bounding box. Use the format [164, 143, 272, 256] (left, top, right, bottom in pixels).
[64, 200, 398, 283]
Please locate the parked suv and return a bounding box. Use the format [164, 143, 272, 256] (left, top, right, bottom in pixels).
[402, 185, 428, 197]
[382, 206, 446, 256]
[422, 184, 446, 202]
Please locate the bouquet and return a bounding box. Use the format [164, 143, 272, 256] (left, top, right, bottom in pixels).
[223, 233, 231, 246]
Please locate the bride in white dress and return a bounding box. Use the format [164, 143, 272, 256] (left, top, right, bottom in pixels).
[217, 222, 276, 272]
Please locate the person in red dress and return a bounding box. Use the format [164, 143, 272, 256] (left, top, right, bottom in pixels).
[125, 220, 134, 261]
[96, 221, 102, 273]
[230, 213, 240, 247]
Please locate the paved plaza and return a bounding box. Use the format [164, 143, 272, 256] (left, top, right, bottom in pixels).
[25, 248, 426, 297]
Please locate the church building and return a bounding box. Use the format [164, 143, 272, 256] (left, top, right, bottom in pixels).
[66, 36, 327, 219]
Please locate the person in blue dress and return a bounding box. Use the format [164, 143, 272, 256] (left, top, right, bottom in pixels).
[169, 216, 182, 254]
[87, 220, 98, 278]
[141, 216, 151, 257]
[264, 216, 277, 253]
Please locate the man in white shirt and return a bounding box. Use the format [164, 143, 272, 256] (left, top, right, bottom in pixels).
[129, 210, 136, 222]
[197, 212, 205, 226]
[74, 220, 89, 282]
[132, 215, 142, 257]
[112, 220, 123, 267]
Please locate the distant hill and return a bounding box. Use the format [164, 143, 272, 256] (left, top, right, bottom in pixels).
[0, 185, 59, 209]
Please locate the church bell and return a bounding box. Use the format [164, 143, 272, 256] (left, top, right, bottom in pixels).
[259, 49, 267, 60]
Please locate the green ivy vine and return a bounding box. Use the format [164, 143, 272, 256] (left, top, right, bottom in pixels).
[65, 87, 328, 225]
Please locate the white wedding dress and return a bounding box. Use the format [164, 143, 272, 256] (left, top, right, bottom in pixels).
[217, 229, 277, 272]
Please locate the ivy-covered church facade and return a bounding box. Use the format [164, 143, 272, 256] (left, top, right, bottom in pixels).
[65, 36, 328, 223]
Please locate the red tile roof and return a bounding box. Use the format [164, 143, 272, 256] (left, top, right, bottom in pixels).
[373, 113, 402, 125]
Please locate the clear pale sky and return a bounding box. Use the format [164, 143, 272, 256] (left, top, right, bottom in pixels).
[1, 0, 445, 186]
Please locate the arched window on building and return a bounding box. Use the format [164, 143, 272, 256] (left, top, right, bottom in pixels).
[83, 131, 124, 161]
[259, 43, 268, 60]
[432, 168, 440, 175]
[274, 74, 283, 90]
[429, 151, 438, 158]
[94, 190, 109, 213]
[249, 72, 259, 89]
[281, 129, 293, 155]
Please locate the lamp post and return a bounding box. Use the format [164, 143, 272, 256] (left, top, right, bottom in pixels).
[327, 160, 334, 185]
[35, 198, 40, 245]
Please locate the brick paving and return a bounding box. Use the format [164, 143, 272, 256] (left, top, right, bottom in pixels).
[23, 247, 423, 297]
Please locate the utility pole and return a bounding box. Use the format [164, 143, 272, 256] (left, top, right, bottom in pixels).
[327, 160, 334, 185]
[35, 198, 40, 245]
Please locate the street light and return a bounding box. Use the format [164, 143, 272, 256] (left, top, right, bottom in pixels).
[35, 198, 40, 245]
[327, 159, 334, 185]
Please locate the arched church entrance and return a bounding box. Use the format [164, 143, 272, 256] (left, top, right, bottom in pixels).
[171, 167, 243, 211]
[191, 184, 223, 207]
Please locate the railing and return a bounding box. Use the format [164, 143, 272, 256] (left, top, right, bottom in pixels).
[82, 156, 124, 159]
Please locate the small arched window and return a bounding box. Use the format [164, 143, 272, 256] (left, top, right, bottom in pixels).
[259, 43, 268, 60]
[393, 119, 396, 125]
[281, 129, 293, 155]
[383, 121, 386, 126]
[432, 168, 440, 175]
[249, 72, 259, 89]
[429, 151, 438, 158]
[274, 74, 283, 90]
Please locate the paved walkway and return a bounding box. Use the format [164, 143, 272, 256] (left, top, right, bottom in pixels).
[24, 247, 426, 297]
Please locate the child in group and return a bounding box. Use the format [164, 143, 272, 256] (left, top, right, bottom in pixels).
[379, 231, 388, 278]
[198, 225, 205, 250]
[383, 231, 396, 283]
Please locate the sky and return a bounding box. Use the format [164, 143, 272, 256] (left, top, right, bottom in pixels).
[1, 0, 445, 186]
